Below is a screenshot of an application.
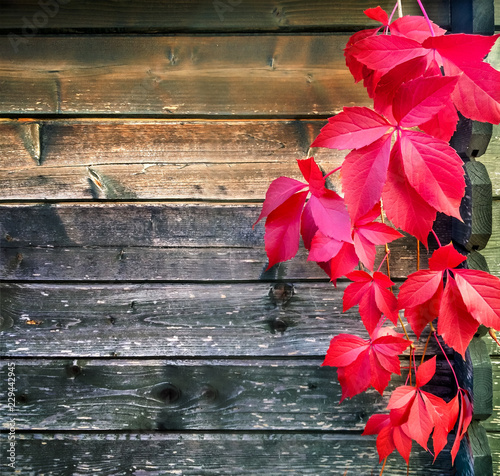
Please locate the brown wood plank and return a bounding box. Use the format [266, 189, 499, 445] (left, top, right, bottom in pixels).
[0, 0, 451, 33]
[0, 203, 426, 281]
[0, 358, 453, 432]
[0, 432, 455, 476]
[0, 282, 440, 358]
[0, 34, 369, 116]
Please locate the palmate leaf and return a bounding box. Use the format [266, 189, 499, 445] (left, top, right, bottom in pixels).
[322, 326, 411, 402]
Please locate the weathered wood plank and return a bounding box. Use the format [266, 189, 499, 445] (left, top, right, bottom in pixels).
[0, 203, 427, 281]
[0, 432, 455, 476]
[0, 358, 453, 432]
[0, 282, 440, 358]
[481, 199, 500, 277]
[0, 35, 369, 116]
[482, 125, 500, 198]
[483, 357, 500, 432]
[0, 0, 451, 33]
[0, 119, 334, 168]
[486, 432, 500, 476]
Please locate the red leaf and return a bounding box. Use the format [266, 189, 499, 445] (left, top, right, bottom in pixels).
[355, 221, 403, 246]
[351, 35, 428, 74]
[454, 269, 500, 330]
[323, 329, 409, 401]
[415, 355, 436, 388]
[300, 200, 317, 250]
[390, 16, 446, 43]
[419, 100, 459, 142]
[364, 6, 389, 26]
[404, 284, 442, 339]
[382, 143, 437, 246]
[448, 61, 500, 125]
[308, 230, 343, 263]
[341, 133, 393, 223]
[327, 242, 360, 284]
[311, 107, 393, 150]
[408, 393, 434, 449]
[392, 75, 459, 128]
[297, 156, 324, 196]
[451, 390, 473, 463]
[344, 271, 398, 333]
[254, 176, 307, 226]
[438, 275, 479, 357]
[264, 190, 309, 269]
[308, 191, 352, 243]
[399, 131, 465, 219]
[345, 28, 380, 83]
[428, 243, 467, 271]
[373, 56, 429, 117]
[423, 33, 500, 67]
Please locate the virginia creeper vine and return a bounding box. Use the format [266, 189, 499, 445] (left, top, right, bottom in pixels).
[254, 2, 500, 472]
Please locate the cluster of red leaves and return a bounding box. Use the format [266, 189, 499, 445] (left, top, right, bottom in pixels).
[255, 4, 500, 468]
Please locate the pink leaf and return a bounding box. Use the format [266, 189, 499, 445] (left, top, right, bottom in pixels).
[341, 133, 393, 222]
[390, 16, 446, 43]
[419, 100, 459, 142]
[393, 75, 459, 128]
[364, 6, 389, 26]
[311, 107, 393, 150]
[308, 192, 352, 243]
[264, 190, 308, 269]
[327, 242, 360, 284]
[254, 176, 307, 226]
[415, 356, 436, 388]
[399, 131, 465, 219]
[308, 231, 344, 263]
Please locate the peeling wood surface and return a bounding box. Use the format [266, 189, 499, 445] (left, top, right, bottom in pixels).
[0, 282, 441, 358]
[0, 35, 370, 116]
[0, 358, 453, 432]
[0, 432, 455, 476]
[0, 0, 451, 33]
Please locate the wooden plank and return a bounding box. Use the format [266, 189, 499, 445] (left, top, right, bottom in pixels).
[0, 119, 334, 167]
[481, 199, 500, 277]
[0, 203, 427, 281]
[482, 125, 500, 199]
[0, 358, 454, 432]
[0, 282, 440, 358]
[0, 0, 451, 33]
[0, 432, 455, 476]
[487, 432, 500, 476]
[0, 35, 369, 116]
[483, 357, 500, 432]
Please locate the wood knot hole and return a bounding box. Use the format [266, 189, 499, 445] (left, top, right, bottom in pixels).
[67, 364, 82, 378]
[201, 385, 219, 402]
[159, 384, 181, 404]
[269, 283, 294, 306]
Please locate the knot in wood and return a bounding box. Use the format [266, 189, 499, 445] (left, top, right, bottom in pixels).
[158, 384, 181, 404]
[268, 283, 294, 306]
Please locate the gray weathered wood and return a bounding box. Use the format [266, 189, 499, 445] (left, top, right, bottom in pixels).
[0, 35, 369, 116]
[0, 432, 456, 476]
[0, 0, 451, 32]
[481, 199, 500, 277]
[0, 282, 439, 358]
[482, 357, 500, 432]
[0, 358, 453, 432]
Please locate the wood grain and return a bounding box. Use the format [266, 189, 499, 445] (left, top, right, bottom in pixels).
[483, 357, 500, 432]
[0, 0, 451, 33]
[0, 432, 455, 476]
[0, 282, 441, 358]
[0, 35, 369, 116]
[481, 199, 500, 277]
[0, 358, 454, 432]
[0, 203, 427, 281]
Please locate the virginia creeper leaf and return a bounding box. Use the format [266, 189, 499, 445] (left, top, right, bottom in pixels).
[363, 6, 389, 26]
[311, 107, 393, 150]
[341, 133, 393, 223]
[389, 16, 446, 43]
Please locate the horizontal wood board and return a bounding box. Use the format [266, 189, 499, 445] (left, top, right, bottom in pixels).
[0, 432, 455, 476]
[0, 203, 433, 281]
[0, 35, 370, 116]
[0, 0, 451, 32]
[0, 358, 454, 432]
[0, 282, 443, 358]
[482, 199, 500, 277]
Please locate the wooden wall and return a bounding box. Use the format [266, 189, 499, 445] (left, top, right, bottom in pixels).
[0, 1, 498, 474]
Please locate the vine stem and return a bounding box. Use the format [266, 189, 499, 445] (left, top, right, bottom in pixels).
[379, 457, 387, 476]
[431, 229, 442, 248]
[324, 166, 342, 179]
[416, 0, 436, 36]
[379, 203, 392, 279]
[386, 3, 399, 33]
[397, 0, 403, 18]
[421, 329, 432, 364]
[417, 240, 421, 271]
[376, 250, 390, 273]
[433, 329, 460, 389]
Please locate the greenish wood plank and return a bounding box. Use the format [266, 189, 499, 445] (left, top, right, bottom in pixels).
[0, 432, 455, 476]
[0, 358, 454, 432]
[481, 199, 500, 277]
[0, 0, 451, 33]
[0, 34, 369, 116]
[486, 432, 500, 476]
[483, 357, 500, 432]
[0, 282, 439, 358]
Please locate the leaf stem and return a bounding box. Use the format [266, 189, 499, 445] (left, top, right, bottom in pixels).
[431, 229, 442, 248]
[386, 3, 399, 32]
[433, 331, 460, 389]
[379, 457, 387, 476]
[379, 204, 392, 278]
[417, 240, 421, 271]
[324, 166, 342, 179]
[376, 250, 391, 273]
[416, 0, 435, 36]
[421, 329, 432, 364]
